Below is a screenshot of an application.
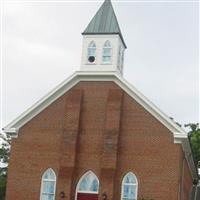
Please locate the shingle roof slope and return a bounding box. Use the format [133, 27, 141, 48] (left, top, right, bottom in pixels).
[82, 0, 127, 48]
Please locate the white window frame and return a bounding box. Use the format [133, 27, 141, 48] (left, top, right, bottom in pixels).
[87, 41, 96, 64]
[121, 172, 138, 200]
[75, 170, 99, 200]
[102, 40, 112, 64]
[40, 168, 57, 200]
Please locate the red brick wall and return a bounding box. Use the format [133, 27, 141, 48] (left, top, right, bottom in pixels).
[6, 81, 193, 200]
[182, 159, 193, 200]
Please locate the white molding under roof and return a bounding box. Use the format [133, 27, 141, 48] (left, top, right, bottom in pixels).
[2, 70, 198, 179]
[3, 71, 186, 134]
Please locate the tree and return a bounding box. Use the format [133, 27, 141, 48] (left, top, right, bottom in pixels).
[185, 123, 200, 176]
[0, 133, 10, 200]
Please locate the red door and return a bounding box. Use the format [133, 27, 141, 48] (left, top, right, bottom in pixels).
[77, 193, 98, 200]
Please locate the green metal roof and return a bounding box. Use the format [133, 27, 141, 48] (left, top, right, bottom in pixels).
[82, 0, 127, 48]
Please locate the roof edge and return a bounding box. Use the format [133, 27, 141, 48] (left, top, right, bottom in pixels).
[3, 70, 186, 134]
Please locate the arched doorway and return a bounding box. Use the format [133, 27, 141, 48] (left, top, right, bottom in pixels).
[76, 171, 99, 200]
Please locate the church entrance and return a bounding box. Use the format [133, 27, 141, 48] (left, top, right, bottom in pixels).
[77, 193, 98, 200]
[76, 171, 99, 200]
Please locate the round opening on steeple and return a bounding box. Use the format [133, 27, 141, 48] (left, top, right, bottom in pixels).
[88, 56, 95, 63]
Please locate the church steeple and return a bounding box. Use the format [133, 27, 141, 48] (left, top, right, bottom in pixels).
[82, 0, 126, 48]
[80, 0, 126, 76]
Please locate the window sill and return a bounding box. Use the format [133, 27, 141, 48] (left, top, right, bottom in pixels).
[101, 62, 112, 65]
[85, 62, 97, 65]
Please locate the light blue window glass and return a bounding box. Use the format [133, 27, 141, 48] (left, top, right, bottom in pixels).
[40, 169, 56, 200]
[43, 181, 55, 194]
[122, 173, 138, 200]
[91, 178, 98, 191]
[124, 174, 136, 184]
[79, 178, 88, 191]
[102, 40, 112, 63]
[78, 171, 99, 193]
[43, 169, 55, 180]
[41, 194, 54, 200]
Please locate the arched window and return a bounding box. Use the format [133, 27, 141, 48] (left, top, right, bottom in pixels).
[88, 41, 96, 63]
[102, 40, 112, 63]
[76, 171, 99, 200]
[40, 168, 56, 200]
[121, 172, 138, 200]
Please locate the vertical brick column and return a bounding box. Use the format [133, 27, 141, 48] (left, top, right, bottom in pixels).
[100, 89, 123, 200]
[57, 90, 82, 200]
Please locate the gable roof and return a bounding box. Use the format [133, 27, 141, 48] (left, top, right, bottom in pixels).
[82, 0, 127, 48]
[2, 71, 198, 179]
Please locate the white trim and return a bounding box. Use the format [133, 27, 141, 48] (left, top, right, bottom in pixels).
[121, 172, 138, 200]
[75, 170, 99, 200]
[3, 71, 186, 135]
[40, 168, 57, 200]
[120, 48, 125, 73]
[2, 70, 197, 179]
[173, 132, 188, 144]
[2, 127, 18, 138]
[181, 139, 198, 180]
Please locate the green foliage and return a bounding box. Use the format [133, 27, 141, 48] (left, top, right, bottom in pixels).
[185, 123, 200, 177]
[0, 134, 10, 200]
[0, 173, 6, 200]
[185, 123, 200, 163]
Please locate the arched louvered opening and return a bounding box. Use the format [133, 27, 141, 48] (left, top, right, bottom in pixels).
[102, 40, 112, 63]
[88, 41, 96, 63]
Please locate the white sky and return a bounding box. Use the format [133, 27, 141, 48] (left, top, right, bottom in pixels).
[1, 0, 199, 132]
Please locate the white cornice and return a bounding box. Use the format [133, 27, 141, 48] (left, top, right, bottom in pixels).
[173, 132, 188, 144]
[3, 70, 197, 179]
[3, 70, 187, 135]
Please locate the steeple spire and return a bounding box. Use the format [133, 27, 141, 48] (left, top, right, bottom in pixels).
[82, 0, 126, 48]
[80, 0, 126, 76]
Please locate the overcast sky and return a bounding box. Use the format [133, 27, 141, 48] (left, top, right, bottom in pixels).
[1, 0, 199, 132]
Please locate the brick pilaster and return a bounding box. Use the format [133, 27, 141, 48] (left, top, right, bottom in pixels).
[100, 89, 123, 200]
[57, 90, 82, 200]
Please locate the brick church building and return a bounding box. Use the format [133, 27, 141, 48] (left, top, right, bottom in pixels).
[3, 0, 198, 200]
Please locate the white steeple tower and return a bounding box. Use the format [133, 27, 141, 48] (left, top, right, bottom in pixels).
[80, 0, 127, 76]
